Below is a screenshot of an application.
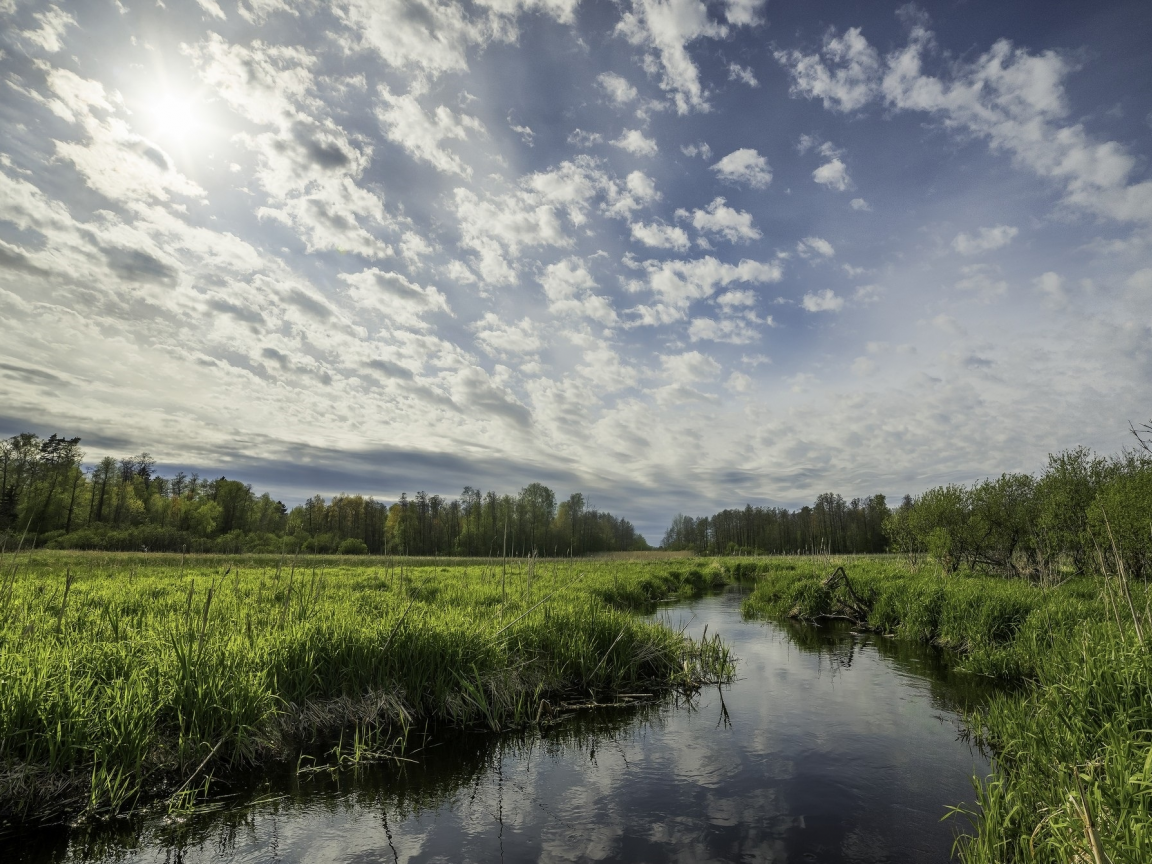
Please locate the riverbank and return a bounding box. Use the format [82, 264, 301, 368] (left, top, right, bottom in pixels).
[742, 555, 1152, 863]
[0, 552, 734, 828]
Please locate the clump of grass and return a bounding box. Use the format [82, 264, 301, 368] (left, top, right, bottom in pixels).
[741, 553, 1152, 863]
[0, 552, 733, 826]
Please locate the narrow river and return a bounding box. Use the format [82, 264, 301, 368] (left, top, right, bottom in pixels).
[14, 588, 995, 863]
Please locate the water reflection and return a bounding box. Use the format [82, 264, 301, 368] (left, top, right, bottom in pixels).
[13, 589, 994, 863]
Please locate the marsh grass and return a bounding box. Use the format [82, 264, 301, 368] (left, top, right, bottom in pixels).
[742, 554, 1152, 863]
[0, 551, 734, 827]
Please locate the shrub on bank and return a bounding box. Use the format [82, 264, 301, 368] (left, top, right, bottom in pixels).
[883, 448, 1152, 579]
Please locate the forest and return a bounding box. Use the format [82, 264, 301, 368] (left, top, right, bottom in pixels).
[0, 433, 649, 556]
[664, 429, 1152, 581]
[661, 493, 892, 555]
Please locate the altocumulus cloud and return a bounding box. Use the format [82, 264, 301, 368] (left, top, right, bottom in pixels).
[0, 0, 1149, 539]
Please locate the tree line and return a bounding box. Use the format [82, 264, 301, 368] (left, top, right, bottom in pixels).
[0, 433, 650, 556]
[661, 493, 892, 556]
[663, 421, 1152, 580]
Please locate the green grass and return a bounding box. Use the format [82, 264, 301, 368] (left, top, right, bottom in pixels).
[0, 551, 734, 826]
[741, 554, 1152, 863]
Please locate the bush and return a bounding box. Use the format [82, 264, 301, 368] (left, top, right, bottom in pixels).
[1089, 466, 1152, 581]
[338, 538, 369, 555]
[882, 449, 1152, 580]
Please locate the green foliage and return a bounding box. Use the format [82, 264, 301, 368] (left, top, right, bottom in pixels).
[337, 538, 369, 555]
[0, 433, 649, 558]
[664, 493, 891, 555]
[0, 551, 732, 824]
[1088, 464, 1152, 581]
[882, 448, 1152, 578]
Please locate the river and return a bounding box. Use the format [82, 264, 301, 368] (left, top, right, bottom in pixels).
[12, 587, 995, 863]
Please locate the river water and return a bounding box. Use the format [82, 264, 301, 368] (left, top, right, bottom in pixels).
[13, 588, 995, 863]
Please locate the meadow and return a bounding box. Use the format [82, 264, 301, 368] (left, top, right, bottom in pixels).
[0, 550, 733, 826]
[742, 553, 1152, 863]
[6, 544, 1150, 863]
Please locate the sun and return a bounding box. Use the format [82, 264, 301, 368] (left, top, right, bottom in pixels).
[147, 93, 201, 142]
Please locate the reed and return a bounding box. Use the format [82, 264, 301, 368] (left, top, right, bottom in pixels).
[0, 551, 734, 826]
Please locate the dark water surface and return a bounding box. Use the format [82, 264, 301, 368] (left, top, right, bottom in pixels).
[13, 589, 996, 863]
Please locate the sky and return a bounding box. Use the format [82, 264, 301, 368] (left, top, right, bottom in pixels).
[1, 0, 1150, 541]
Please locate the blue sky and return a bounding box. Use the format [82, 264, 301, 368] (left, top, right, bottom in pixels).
[1, 0, 1150, 540]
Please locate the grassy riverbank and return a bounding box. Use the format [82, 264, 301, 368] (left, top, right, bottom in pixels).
[742, 556, 1152, 863]
[0, 552, 733, 826]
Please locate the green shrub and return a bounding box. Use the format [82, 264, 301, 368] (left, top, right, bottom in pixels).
[337, 538, 369, 555]
[1088, 467, 1152, 581]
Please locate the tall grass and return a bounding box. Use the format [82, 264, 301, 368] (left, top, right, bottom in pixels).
[742, 555, 1152, 863]
[0, 552, 733, 825]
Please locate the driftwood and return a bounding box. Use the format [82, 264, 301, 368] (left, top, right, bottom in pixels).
[821, 566, 869, 618]
[790, 566, 872, 625]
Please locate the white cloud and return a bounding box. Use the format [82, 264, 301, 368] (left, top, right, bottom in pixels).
[710, 148, 772, 188]
[341, 268, 451, 328]
[1034, 271, 1066, 309]
[613, 128, 659, 157]
[952, 224, 1018, 255]
[725, 371, 752, 392]
[688, 316, 759, 344]
[472, 312, 544, 358]
[850, 197, 871, 211]
[778, 22, 1152, 225]
[631, 221, 691, 251]
[615, 0, 728, 114]
[682, 197, 761, 243]
[661, 349, 721, 382]
[453, 157, 608, 284]
[237, 0, 296, 24]
[955, 264, 1008, 302]
[539, 258, 619, 325]
[681, 142, 712, 159]
[568, 129, 603, 148]
[722, 0, 765, 27]
[715, 288, 757, 309]
[400, 231, 434, 267]
[376, 85, 484, 177]
[20, 6, 76, 53]
[601, 170, 661, 220]
[796, 236, 835, 258]
[774, 27, 881, 112]
[337, 0, 562, 79]
[35, 66, 205, 206]
[813, 157, 850, 191]
[510, 122, 534, 146]
[333, 0, 480, 78]
[598, 72, 639, 104]
[728, 63, 758, 87]
[631, 255, 784, 311]
[192, 36, 393, 259]
[194, 0, 228, 20]
[625, 170, 659, 202]
[801, 288, 844, 312]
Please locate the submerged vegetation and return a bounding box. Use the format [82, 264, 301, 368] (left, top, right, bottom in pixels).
[0, 552, 733, 827]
